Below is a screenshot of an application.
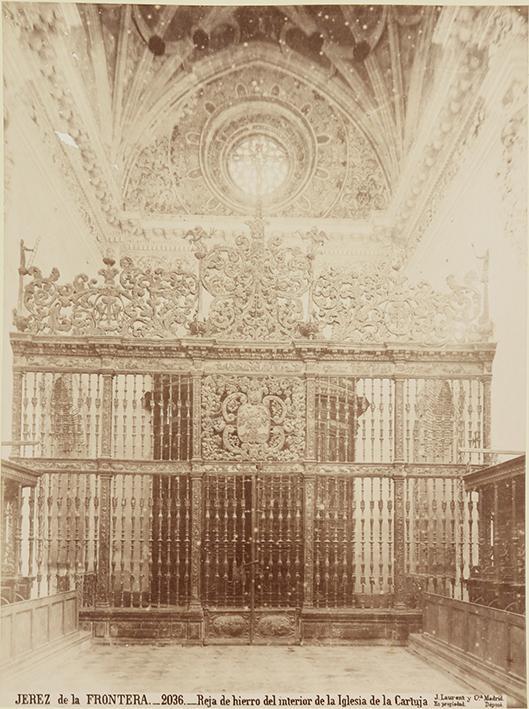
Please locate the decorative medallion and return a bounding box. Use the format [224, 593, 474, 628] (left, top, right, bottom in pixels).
[201, 375, 305, 460]
[123, 63, 389, 218]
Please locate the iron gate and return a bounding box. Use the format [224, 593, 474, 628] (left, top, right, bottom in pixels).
[202, 473, 303, 644]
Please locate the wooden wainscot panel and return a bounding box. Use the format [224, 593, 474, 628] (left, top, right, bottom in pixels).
[0, 592, 79, 667]
[437, 601, 450, 642]
[49, 601, 64, 641]
[467, 604, 486, 661]
[64, 596, 77, 634]
[508, 620, 526, 679]
[487, 616, 509, 668]
[33, 605, 49, 647]
[449, 606, 466, 652]
[417, 593, 526, 705]
[424, 597, 440, 638]
[13, 609, 32, 656]
[0, 614, 13, 662]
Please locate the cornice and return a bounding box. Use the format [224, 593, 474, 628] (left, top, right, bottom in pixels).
[8, 457, 483, 479]
[1, 458, 41, 486]
[390, 6, 528, 263]
[463, 455, 525, 488]
[9, 332, 497, 365]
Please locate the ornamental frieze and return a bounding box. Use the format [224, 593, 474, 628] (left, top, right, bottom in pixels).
[201, 375, 305, 461]
[202, 360, 304, 375]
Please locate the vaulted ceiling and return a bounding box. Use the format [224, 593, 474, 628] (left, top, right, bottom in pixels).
[3, 3, 527, 264]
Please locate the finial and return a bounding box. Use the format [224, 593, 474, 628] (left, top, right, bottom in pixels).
[19, 239, 34, 276]
[303, 227, 328, 258]
[17, 239, 34, 314]
[184, 226, 211, 259]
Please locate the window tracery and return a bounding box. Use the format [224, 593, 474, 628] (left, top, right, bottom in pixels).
[227, 134, 289, 197]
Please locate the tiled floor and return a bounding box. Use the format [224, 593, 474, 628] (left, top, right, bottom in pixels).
[1, 644, 472, 703]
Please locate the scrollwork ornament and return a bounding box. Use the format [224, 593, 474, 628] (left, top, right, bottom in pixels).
[14, 230, 492, 345]
[312, 265, 485, 345]
[201, 374, 305, 460]
[201, 230, 311, 340]
[15, 256, 198, 338]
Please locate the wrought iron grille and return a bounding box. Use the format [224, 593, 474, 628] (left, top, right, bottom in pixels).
[16, 372, 194, 460]
[201, 474, 304, 608]
[403, 379, 484, 464]
[16, 472, 192, 608]
[315, 378, 394, 463]
[112, 374, 193, 460]
[404, 476, 480, 607]
[313, 475, 394, 607]
[18, 372, 104, 458]
[109, 473, 191, 607]
[17, 473, 99, 605]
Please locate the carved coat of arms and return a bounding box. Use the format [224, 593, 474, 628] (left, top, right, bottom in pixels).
[222, 383, 287, 450]
[201, 375, 305, 460]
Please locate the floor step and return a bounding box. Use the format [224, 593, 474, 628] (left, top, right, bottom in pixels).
[0, 630, 92, 680]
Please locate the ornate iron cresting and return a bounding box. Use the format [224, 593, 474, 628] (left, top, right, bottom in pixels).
[13, 228, 493, 344]
[13, 255, 199, 338]
[312, 266, 490, 345]
[195, 221, 311, 340]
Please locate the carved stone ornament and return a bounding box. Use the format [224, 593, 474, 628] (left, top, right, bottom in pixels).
[123, 63, 390, 219]
[254, 613, 297, 638]
[201, 375, 305, 461]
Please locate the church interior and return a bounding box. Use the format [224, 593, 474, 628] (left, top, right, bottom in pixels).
[1, 3, 527, 705]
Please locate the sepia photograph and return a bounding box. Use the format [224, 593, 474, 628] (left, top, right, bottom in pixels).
[0, 2, 527, 708]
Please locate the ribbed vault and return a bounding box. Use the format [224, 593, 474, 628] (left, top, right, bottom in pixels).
[3, 3, 527, 261]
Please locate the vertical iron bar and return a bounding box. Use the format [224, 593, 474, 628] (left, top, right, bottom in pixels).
[189, 471, 202, 607]
[303, 474, 315, 608]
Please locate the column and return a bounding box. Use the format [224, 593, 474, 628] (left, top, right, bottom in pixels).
[11, 371, 24, 456]
[482, 376, 492, 466]
[189, 470, 203, 608]
[305, 370, 317, 462]
[393, 377, 405, 464]
[192, 368, 202, 461]
[302, 473, 316, 608]
[96, 373, 113, 607]
[392, 469, 407, 608]
[393, 377, 407, 607]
